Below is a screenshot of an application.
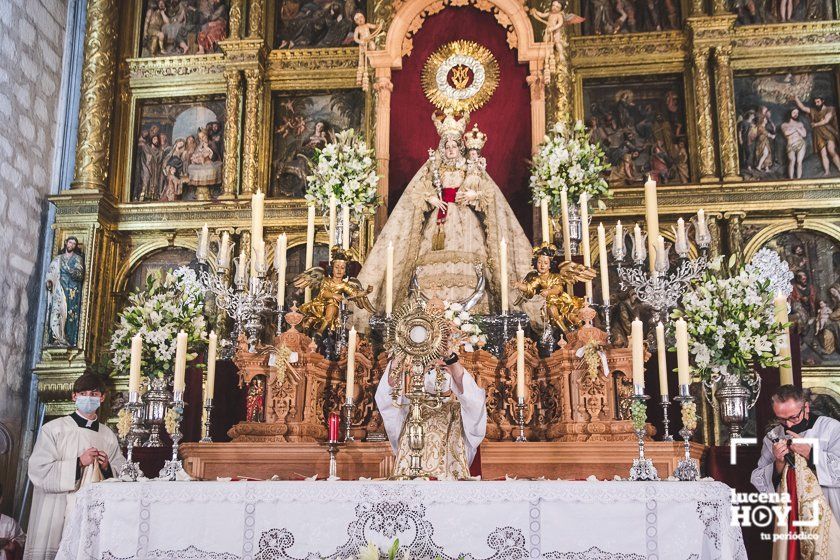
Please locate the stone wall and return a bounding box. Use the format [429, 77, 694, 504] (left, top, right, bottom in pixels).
[0, 0, 69, 516]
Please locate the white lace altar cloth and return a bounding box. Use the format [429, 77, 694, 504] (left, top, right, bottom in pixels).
[56, 480, 746, 560]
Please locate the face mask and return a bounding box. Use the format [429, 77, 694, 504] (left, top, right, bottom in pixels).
[787, 416, 810, 434]
[76, 395, 101, 415]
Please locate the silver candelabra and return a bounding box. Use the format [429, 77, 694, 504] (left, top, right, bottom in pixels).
[118, 394, 143, 481]
[515, 397, 527, 442]
[673, 384, 700, 481]
[628, 391, 659, 481]
[159, 391, 185, 480]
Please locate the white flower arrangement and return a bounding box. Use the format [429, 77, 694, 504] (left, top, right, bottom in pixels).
[443, 301, 487, 352]
[304, 129, 381, 215]
[675, 255, 788, 384]
[529, 120, 611, 211]
[110, 266, 208, 380]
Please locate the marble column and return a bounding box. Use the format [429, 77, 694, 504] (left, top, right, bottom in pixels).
[221, 71, 242, 199]
[70, 0, 118, 191]
[714, 45, 742, 181]
[691, 48, 717, 182]
[242, 68, 264, 194]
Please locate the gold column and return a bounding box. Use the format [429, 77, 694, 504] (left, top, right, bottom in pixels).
[229, 0, 243, 40]
[221, 71, 242, 199]
[691, 47, 717, 182]
[70, 0, 118, 191]
[725, 211, 746, 268]
[691, 0, 707, 15]
[242, 68, 264, 194]
[713, 45, 742, 181]
[553, 33, 573, 125]
[708, 212, 723, 260]
[248, 0, 264, 38]
[373, 72, 393, 231]
[712, 0, 730, 15]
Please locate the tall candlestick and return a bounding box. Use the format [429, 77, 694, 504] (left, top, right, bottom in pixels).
[251, 189, 265, 247]
[656, 322, 668, 397]
[644, 176, 659, 273]
[276, 234, 287, 308]
[516, 324, 526, 399]
[560, 188, 571, 261]
[580, 193, 592, 299]
[305, 205, 316, 303]
[328, 196, 337, 251]
[173, 331, 188, 393]
[129, 334, 142, 396]
[597, 223, 610, 304]
[675, 318, 690, 386]
[206, 331, 217, 399]
[385, 241, 394, 315]
[540, 198, 550, 244]
[631, 318, 644, 392]
[197, 224, 209, 262]
[341, 205, 350, 250]
[500, 237, 509, 314]
[218, 231, 231, 268]
[774, 292, 793, 385]
[346, 327, 357, 404]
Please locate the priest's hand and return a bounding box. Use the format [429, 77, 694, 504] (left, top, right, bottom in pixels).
[97, 450, 110, 469]
[440, 358, 465, 393]
[787, 430, 812, 459]
[79, 447, 99, 467]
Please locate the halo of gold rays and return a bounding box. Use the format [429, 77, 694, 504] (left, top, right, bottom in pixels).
[421, 40, 500, 113]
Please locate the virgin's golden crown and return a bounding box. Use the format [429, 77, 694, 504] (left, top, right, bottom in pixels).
[432, 108, 469, 139]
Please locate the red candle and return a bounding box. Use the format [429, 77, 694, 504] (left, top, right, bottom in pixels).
[328, 411, 340, 442]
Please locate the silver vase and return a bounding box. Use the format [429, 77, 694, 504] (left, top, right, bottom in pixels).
[143, 376, 172, 447]
[714, 373, 756, 439]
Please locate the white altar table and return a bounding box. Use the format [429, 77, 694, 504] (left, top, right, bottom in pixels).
[56, 480, 746, 560]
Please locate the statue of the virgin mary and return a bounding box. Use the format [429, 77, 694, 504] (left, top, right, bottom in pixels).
[357, 109, 536, 323]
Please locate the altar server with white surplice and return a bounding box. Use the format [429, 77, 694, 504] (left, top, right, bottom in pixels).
[25, 373, 125, 560]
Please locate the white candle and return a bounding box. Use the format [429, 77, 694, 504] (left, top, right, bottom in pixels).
[328, 196, 337, 251]
[696, 209, 708, 243]
[774, 292, 793, 385]
[655, 235, 667, 271]
[276, 233, 287, 308]
[631, 317, 644, 392]
[644, 176, 659, 273]
[251, 189, 265, 247]
[500, 237, 509, 314]
[560, 188, 571, 262]
[634, 223, 643, 260]
[676, 217, 687, 251]
[597, 223, 610, 305]
[129, 333, 142, 397]
[516, 324, 526, 399]
[206, 331, 217, 399]
[613, 220, 624, 257]
[173, 330, 188, 394]
[580, 193, 592, 300]
[656, 322, 668, 397]
[305, 205, 316, 303]
[197, 224, 209, 261]
[341, 205, 350, 250]
[675, 318, 690, 386]
[235, 250, 248, 284]
[385, 241, 394, 315]
[253, 239, 265, 272]
[540, 198, 550, 244]
[346, 326, 357, 404]
[218, 231, 231, 268]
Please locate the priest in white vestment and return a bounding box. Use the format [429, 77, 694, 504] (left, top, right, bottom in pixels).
[375, 354, 486, 480]
[751, 385, 840, 558]
[25, 373, 125, 560]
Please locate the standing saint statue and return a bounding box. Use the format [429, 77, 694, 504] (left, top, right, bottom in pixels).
[357, 109, 536, 323]
[45, 236, 85, 347]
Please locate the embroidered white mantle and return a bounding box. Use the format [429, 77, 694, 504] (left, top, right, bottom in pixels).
[56, 479, 746, 560]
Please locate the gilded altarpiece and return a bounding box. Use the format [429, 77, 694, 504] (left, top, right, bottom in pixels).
[34, 0, 840, 447]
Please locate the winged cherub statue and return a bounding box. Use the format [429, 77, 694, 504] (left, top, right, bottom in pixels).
[293, 247, 375, 336]
[513, 244, 597, 333]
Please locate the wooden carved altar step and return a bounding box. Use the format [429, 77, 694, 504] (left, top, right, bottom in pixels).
[180, 441, 706, 482]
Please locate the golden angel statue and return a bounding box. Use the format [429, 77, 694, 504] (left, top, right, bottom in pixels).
[514, 244, 597, 333]
[531, 1, 584, 83]
[293, 247, 375, 336]
[356, 109, 537, 326]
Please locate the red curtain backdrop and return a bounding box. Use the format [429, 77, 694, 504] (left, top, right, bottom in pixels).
[388, 7, 534, 236]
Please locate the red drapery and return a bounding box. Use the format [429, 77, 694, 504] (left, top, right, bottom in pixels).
[388, 7, 534, 236]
